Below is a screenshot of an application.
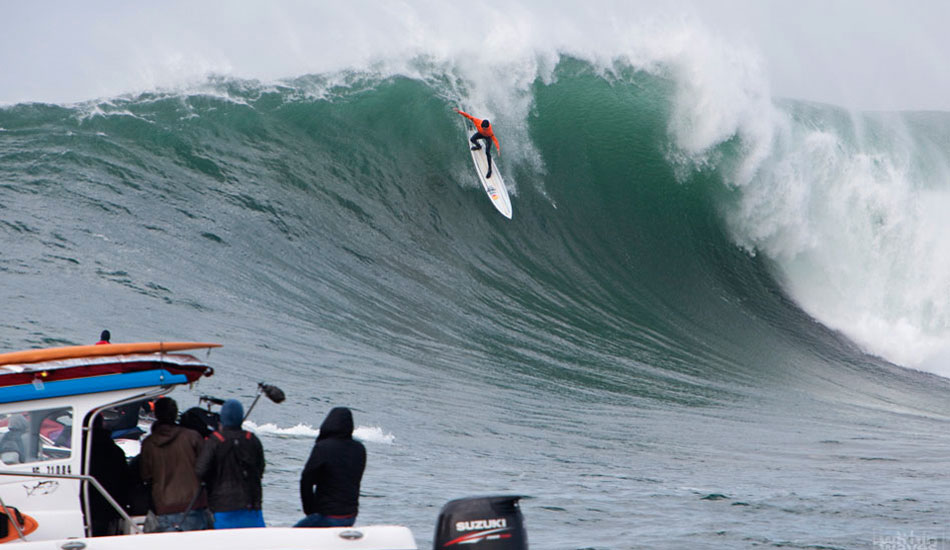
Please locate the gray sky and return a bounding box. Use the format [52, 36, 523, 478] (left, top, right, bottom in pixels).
[1, 1, 949, 111]
[691, 0, 950, 111]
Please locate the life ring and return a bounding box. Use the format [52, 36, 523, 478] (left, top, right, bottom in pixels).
[0, 506, 38, 542]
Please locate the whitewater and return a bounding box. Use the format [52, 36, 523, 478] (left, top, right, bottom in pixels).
[3, 2, 950, 548]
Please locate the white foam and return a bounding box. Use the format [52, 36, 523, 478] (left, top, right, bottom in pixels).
[714, 105, 950, 370]
[8, 2, 950, 107]
[244, 421, 395, 445]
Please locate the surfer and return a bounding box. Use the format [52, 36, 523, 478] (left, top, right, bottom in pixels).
[455, 109, 500, 178]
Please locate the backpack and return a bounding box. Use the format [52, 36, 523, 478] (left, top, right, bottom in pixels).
[211, 431, 262, 504]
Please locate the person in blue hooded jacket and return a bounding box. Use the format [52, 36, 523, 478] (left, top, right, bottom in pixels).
[295, 407, 366, 528]
[195, 399, 266, 529]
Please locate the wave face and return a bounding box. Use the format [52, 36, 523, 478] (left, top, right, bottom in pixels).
[3, 54, 950, 547]
[6, 2, 950, 371]
[4, 59, 950, 374]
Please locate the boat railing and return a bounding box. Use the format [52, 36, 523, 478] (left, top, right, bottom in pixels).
[0, 470, 142, 538]
[0, 493, 25, 541]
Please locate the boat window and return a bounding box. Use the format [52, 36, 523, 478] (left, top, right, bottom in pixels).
[0, 407, 73, 464]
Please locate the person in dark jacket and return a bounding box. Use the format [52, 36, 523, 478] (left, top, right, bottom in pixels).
[88, 415, 131, 536]
[294, 407, 366, 528]
[195, 399, 266, 529]
[139, 397, 210, 532]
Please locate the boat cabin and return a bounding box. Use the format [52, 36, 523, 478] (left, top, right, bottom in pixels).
[0, 343, 218, 540]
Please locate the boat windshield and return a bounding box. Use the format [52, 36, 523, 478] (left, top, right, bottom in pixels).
[0, 407, 72, 465]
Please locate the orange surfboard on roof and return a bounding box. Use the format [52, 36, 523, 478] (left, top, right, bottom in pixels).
[0, 342, 222, 367]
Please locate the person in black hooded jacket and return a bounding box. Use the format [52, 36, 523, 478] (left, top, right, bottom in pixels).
[88, 414, 132, 536]
[294, 407, 366, 528]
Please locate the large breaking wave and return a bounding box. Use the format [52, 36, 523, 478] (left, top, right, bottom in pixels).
[2, 3, 950, 392]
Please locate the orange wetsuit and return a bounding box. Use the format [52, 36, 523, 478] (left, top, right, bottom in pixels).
[456, 110, 501, 152]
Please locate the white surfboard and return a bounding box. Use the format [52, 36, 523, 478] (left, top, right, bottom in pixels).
[469, 142, 512, 219]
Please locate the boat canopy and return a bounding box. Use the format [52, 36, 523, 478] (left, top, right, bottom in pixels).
[0, 343, 218, 404]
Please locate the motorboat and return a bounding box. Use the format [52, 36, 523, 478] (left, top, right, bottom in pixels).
[0, 342, 527, 549]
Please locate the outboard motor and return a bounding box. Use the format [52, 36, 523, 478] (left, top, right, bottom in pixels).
[434, 495, 527, 550]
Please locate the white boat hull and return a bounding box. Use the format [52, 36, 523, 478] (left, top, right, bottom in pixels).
[10, 525, 417, 550]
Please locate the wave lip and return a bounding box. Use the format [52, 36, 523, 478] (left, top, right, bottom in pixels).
[716, 104, 950, 371]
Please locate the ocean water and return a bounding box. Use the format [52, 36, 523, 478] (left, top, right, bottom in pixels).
[3, 6, 950, 549]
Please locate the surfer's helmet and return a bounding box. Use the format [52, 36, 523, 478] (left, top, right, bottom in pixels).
[481, 119, 490, 128]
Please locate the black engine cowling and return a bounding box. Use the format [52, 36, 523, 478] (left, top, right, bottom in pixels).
[433, 495, 527, 550]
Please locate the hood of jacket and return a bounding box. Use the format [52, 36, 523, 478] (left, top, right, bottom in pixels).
[317, 407, 354, 441]
[148, 422, 186, 447]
